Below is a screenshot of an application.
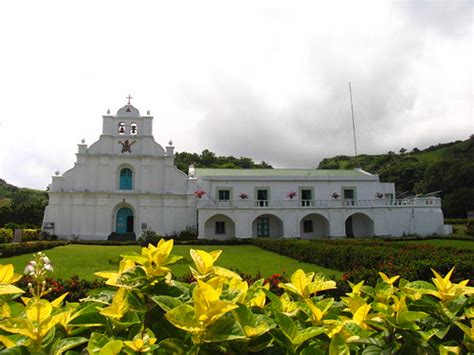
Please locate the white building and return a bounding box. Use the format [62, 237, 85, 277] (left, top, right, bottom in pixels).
[43, 102, 450, 240]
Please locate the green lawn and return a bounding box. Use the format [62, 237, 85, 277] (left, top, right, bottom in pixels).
[1, 244, 342, 281]
[404, 238, 474, 250]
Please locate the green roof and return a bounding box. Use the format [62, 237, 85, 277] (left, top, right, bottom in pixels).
[194, 168, 371, 178]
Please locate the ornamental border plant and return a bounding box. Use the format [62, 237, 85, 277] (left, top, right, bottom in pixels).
[0, 240, 472, 353]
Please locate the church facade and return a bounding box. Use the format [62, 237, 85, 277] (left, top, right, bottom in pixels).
[42, 102, 450, 240]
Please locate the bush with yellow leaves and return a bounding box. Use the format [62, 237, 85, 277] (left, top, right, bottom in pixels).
[0, 239, 472, 354]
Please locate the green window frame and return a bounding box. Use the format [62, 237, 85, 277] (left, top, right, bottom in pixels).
[342, 187, 357, 206]
[300, 187, 313, 207]
[256, 217, 270, 237]
[255, 188, 270, 207]
[218, 190, 231, 201]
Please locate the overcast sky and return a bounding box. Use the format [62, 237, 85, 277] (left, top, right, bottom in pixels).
[0, 0, 472, 190]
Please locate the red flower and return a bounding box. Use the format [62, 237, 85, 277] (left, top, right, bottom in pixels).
[194, 189, 206, 198]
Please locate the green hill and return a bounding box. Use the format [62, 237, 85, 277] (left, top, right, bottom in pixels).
[0, 179, 48, 228]
[318, 135, 474, 217]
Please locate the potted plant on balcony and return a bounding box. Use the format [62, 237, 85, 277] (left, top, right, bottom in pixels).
[194, 189, 206, 199]
[239, 193, 248, 199]
[375, 192, 384, 198]
[331, 192, 340, 199]
[287, 191, 297, 199]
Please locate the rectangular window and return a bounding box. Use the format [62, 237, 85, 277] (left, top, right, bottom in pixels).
[301, 189, 313, 207]
[343, 189, 355, 199]
[303, 220, 313, 233]
[256, 189, 269, 207]
[218, 189, 231, 201]
[215, 221, 226, 235]
[257, 217, 270, 237]
[343, 188, 356, 206]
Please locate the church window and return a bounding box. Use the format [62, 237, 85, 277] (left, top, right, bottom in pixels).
[218, 189, 231, 201]
[130, 122, 138, 135]
[256, 188, 269, 207]
[300, 188, 313, 207]
[215, 221, 225, 234]
[119, 168, 133, 190]
[118, 122, 125, 135]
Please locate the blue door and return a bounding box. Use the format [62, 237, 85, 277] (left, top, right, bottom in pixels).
[119, 168, 133, 190]
[116, 207, 133, 233]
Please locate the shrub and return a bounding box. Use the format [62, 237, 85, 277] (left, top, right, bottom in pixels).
[445, 218, 468, 225]
[3, 222, 38, 231]
[250, 238, 474, 284]
[138, 229, 160, 245]
[467, 219, 474, 237]
[0, 242, 471, 353]
[0, 228, 13, 243]
[166, 225, 198, 240]
[21, 229, 40, 242]
[0, 241, 67, 258]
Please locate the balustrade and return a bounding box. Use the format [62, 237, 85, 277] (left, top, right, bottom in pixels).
[196, 197, 441, 209]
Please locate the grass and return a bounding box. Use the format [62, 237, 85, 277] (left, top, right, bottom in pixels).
[1, 244, 342, 281]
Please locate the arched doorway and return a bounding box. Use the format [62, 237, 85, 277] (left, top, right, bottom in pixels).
[252, 214, 283, 238]
[345, 213, 374, 238]
[116, 207, 134, 233]
[204, 214, 236, 240]
[300, 214, 330, 239]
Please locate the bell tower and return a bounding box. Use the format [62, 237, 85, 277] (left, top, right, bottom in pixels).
[102, 95, 153, 137]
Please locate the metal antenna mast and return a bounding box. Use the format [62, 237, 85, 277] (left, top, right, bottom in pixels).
[349, 82, 358, 156]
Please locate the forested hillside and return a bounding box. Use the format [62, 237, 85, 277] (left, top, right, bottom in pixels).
[0, 179, 48, 228]
[318, 135, 474, 217]
[174, 149, 272, 172]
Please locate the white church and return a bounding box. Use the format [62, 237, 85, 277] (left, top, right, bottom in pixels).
[42, 101, 450, 240]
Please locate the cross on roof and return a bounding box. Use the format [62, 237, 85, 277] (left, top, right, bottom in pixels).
[126, 95, 133, 105]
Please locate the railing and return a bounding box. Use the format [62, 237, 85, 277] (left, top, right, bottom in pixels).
[197, 197, 441, 209]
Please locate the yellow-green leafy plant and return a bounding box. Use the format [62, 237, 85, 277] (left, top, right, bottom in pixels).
[0, 240, 472, 354]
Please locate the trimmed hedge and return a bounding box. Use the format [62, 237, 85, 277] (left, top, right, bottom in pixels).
[250, 238, 474, 285]
[445, 218, 468, 224]
[467, 219, 474, 236]
[0, 228, 13, 243]
[69, 238, 251, 246]
[0, 241, 67, 258]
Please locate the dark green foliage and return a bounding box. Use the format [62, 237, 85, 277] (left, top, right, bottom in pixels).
[445, 218, 469, 224]
[318, 136, 474, 217]
[174, 149, 273, 173]
[0, 241, 67, 258]
[467, 219, 474, 237]
[249, 238, 473, 285]
[0, 179, 48, 228]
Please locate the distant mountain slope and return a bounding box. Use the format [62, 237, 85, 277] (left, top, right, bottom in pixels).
[174, 149, 273, 173]
[0, 179, 48, 228]
[318, 135, 474, 217]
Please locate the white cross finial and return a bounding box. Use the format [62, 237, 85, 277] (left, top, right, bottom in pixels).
[126, 95, 133, 105]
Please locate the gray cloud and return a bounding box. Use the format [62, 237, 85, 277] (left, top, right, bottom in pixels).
[399, 0, 473, 36]
[180, 26, 432, 168]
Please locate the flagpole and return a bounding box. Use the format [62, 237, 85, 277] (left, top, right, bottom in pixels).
[349, 82, 358, 157]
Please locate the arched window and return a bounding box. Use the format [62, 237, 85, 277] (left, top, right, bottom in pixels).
[119, 168, 133, 190]
[118, 122, 125, 135]
[130, 122, 138, 135]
